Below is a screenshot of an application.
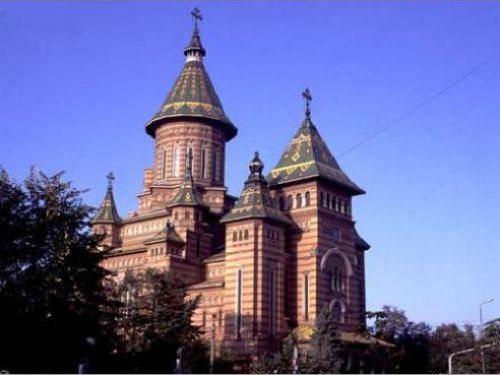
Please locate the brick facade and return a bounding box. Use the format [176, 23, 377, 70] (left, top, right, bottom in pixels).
[91, 18, 371, 361]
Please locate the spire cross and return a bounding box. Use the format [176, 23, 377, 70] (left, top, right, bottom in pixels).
[302, 88, 312, 117]
[191, 7, 202, 31]
[106, 172, 115, 190]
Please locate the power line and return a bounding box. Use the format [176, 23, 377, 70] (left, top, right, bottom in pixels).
[338, 53, 500, 159]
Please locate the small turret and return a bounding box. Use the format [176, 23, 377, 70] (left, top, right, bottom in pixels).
[92, 172, 122, 249]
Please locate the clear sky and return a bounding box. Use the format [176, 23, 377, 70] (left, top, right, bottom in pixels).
[1, 1, 499, 329]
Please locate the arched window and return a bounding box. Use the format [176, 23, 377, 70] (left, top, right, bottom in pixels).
[305, 191, 311, 206]
[239, 230, 243, 241]
[233, 231, 237, 242]
[326, 194, 330, 209]
[201, 148, 207, 178]
[287, 195, 293, 210]
[172, 145, 180, 177]
[296, 193, 302, 208]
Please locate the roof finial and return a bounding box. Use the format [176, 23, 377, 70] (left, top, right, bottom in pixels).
[191, 7, 202, 34]
[302, 88, 312, 119]
[185, 8, 206, 60]
[106, 172, 115, 191]
[249, 151, 264, 178]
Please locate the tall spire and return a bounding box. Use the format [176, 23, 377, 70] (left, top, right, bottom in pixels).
[92, 172, 121, 224]
[168, 149, 202, 207]
[145, 8, 237, 140]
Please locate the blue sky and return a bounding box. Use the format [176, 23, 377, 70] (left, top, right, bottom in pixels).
[1, 1, 499, 329]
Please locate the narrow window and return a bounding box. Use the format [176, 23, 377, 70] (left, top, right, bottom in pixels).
[239, 230, 243, 241]
[162, 148, 167, 179]
[172, 145, 180, 177]
[233, 231, 237, 242]
[236, 269, 242, 339]
[340, 200, 345, 214]
[326, 194, 330, 209]
[279, 196, 285, 211]
[320, 191, 324, 207]
[219, 310, 223, 327]
[296, 193, 302, 208]
[202, 310, 206, 327]
[303, 273, 309, 321]
[212, 151, 217, 182]
[305, 191, 311, 206]
[244, 229, 249, 240]
[196, 236, 201, 258]
[201, 148, 207, 178]
[332, 196, 336, 211]
[185, 211, 190, 220]
[269, 268, 276, 335]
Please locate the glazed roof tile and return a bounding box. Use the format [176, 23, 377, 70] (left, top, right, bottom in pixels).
[145, 22, 237, 140]
[221, 153, 292, 225]
[268, 115, 365, 195]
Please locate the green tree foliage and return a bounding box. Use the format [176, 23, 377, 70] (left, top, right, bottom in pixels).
[253, 334, 297, 374]
[0, 168, 116, 373]
[113, 268, 203, 373]
[370, 306, 431, 373]
[302, 307, 343, 373]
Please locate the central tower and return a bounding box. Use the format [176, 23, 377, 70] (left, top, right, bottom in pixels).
[139, 8, 237, 215]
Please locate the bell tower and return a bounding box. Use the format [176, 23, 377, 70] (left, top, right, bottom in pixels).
[139, 8, 237, 215]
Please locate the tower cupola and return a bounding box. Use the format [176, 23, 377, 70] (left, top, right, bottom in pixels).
[145, 8, 237, 140]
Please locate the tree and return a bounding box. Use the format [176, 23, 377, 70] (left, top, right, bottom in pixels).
[0, 168, 115, 373]
[302, 307, 343, 373]
[369, 305, 431, 373]
[253, 334, 297, 374]
[113, 268, 202, 373]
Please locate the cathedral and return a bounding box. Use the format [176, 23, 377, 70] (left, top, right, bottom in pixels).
[91, 9, 371, 360]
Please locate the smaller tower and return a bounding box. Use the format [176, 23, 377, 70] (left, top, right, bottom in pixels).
[221, 153, 292, 356]
[92, 172, 122, 249]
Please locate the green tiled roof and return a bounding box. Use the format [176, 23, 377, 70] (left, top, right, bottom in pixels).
[167, 150, 202, 207]
[221, 153, 292, 225]
[92, 186, 121, 225]
[267, 115, 365, 195]
[145, 27, 237, 140]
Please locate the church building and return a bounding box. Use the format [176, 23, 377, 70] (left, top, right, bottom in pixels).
[91, 9, 371, 360]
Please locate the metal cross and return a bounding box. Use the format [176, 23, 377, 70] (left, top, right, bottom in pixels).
[191, 7, 202, 29]
[302, 88, 312, 116]
[106, 172, 115, 190]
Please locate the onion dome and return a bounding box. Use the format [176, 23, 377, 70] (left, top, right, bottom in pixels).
[145, 8, 237, 141]
[167, 149, 202, 207]
[92, 172, 121, 224]
[221, 152, 292, 225]
[268, 89, 365, 195]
